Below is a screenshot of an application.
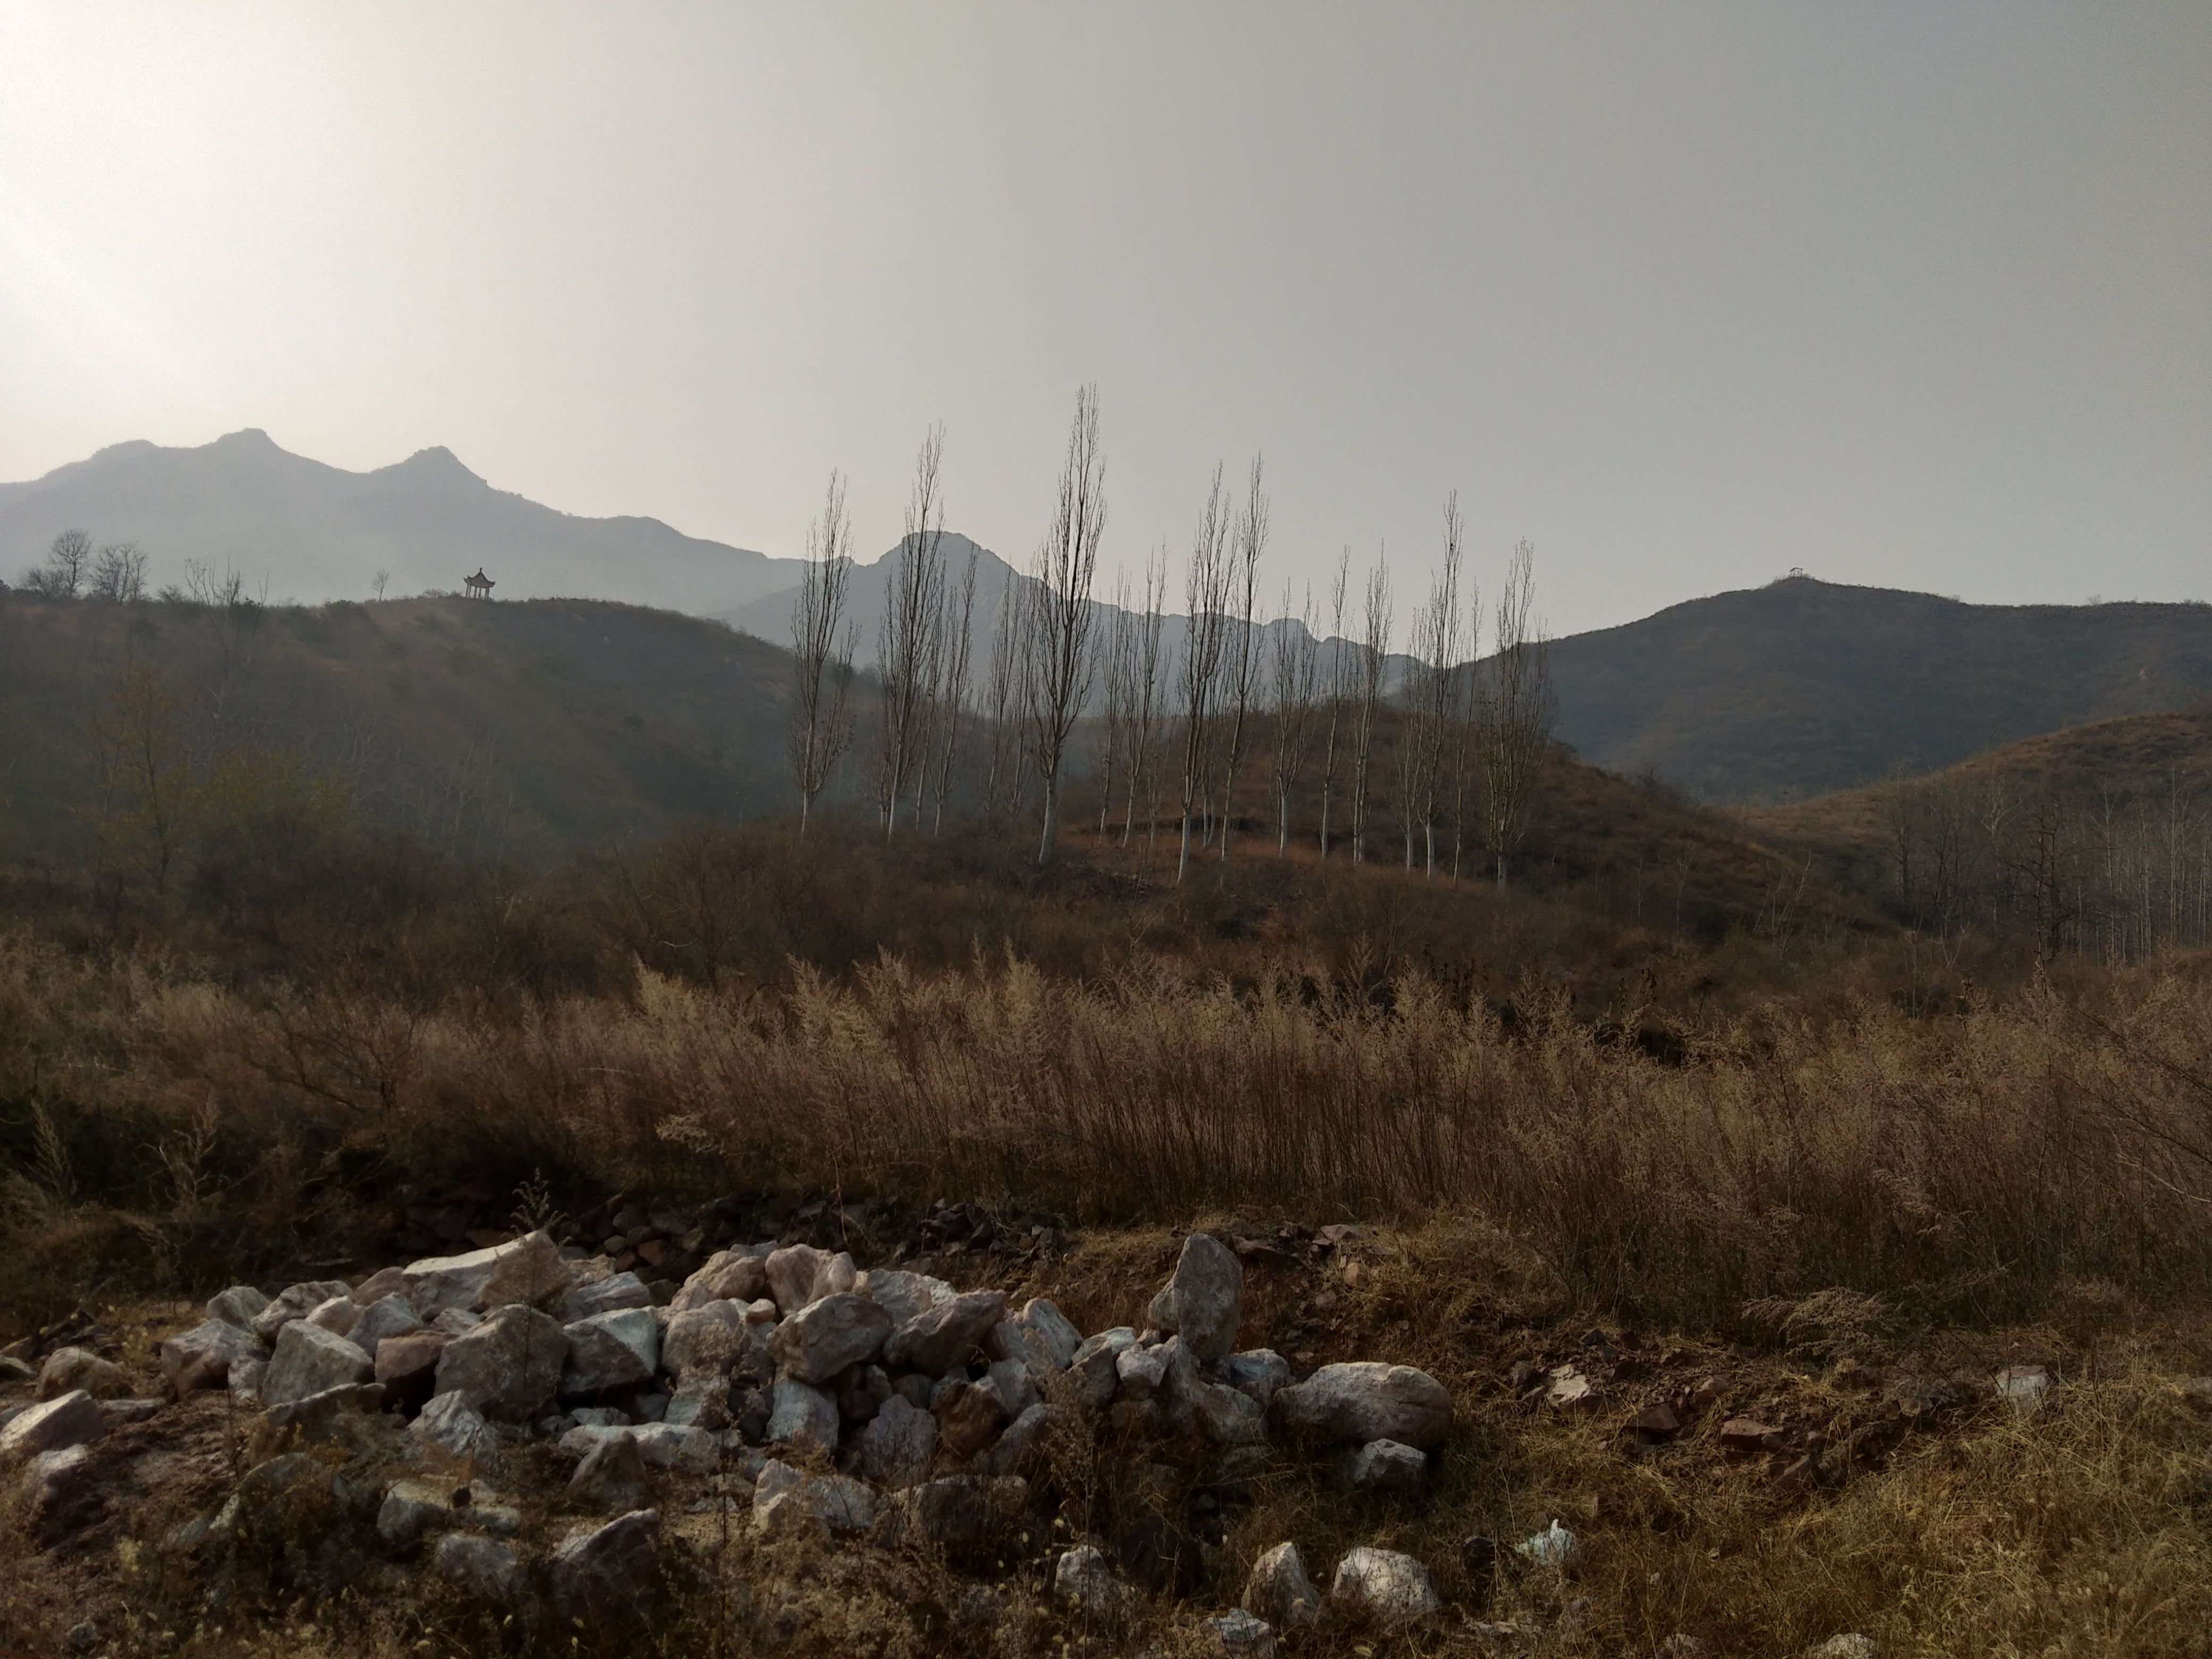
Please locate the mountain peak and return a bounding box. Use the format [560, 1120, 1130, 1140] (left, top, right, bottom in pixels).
[212, 428, 280, 450]
[388, 445, 484, 486]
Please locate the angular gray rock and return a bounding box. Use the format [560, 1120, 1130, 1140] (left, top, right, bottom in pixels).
[933, 1376, 1010, 1460]
[1055, 1544, 1134, 1619]
[0, 1391, 106, 1465]
[434, 1534, 526, 1608]
[1243, 1541, 1320, 1630]
[38, 1346, 129, 1401]
[1222, 1350, 1294, 1410]
[1116, 1340, 1175, 1401]
[1348, 1438, 1427, 1493]
[1270, 1362, 1453, 1450]
[856, 1394, 937, 1487]
[558, 1269, 653, 1323]
[886, 1289, 1007, 1377]
[20, 1443, 98, 1537]
[860, 1269, 956, 1328]
[434, 1304, 567, 1422]
[412, 1390, 500, 1463]
[262, 1320, 373, 1408]
[661, 1300, 752, 1377]
[351, 1266, 409, 1305]
[569, 1431, 649, 1512]
[228, 1358, 266, 1404]
[477, 1230, 575, 1311]
[376, 1478, 456, 1548]
[206, 1285, 270, 1328]
[1015, 1297, 1084, 1370]
[978, 1402, 1055, 1477]
[768, 1292, 893, 1384]
[765, 1244, 851, 1315]
[1069, 1327, 1136, 1409]
[1209, 1608, 1277, 1658]
[766, 1377, 840, 1453]
[1328, 1546, 1440, 1623]
[403, 1242, 525, 1317]
[1146, 1234, 1244, 1362]
[304, 1295, 362, 1338]
[836, 1363, 893, 1424]
[373, 1331, 450, 1403]
[248, 1280, 353, 1343]
[988, 1355, 1041, 1418]
[349, 1294, 423, 1363]
[405, 1238, 562, 1318]
[751, 1459, 877, 1537]
[671, 1248, 769, 1312]
[560, 1308, 659, 1398]
[264, 1382, 385, 1446]
[549, 1509, 660, 1629]
[1181, 1377, 1267, 1445]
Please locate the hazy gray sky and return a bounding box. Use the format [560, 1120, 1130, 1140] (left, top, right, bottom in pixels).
[2, 4, 2206, 636]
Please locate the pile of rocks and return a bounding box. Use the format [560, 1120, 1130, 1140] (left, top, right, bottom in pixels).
[6, 1228, 1456, 1645]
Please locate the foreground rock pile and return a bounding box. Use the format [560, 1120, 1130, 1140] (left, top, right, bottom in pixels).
[4, 1228, 1463, 1648]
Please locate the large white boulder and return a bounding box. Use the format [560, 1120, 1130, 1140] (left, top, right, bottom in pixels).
[249, 1280, 353, 1343]
[1269, 1362, 1453, 1450]
[856, 1394, 937, 1488]
[1243, 1541, 1320, 1630]
[1146, 1234, 1244, 1362]
[262, 1321, 373, 1407]
[0, 1390, 106, 1466]
[766, 1377, 839, 1453]
[560, 1309, 659, 1398]
[160, 1319, 267, 1394]
[433, 1304, 567, 1422]
[1328, 1546, 1440, 1623]
[768, 1292, 893, 1384]
[886, 1289, 1008, 1377]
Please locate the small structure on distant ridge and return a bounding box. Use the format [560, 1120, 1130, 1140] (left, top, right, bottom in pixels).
[463, 568, 495, 600]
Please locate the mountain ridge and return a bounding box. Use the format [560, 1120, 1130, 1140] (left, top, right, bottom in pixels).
[0, 428, 801, 615]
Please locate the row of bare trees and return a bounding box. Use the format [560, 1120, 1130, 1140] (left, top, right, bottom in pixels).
[789, 388, 1105, 865]
[1887, 767, 2212, 962]
[784, 394, 1552, 879]
[16, 530, 148, 602]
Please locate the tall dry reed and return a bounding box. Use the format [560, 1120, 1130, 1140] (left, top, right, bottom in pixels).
[27, 940, 2196, 1328]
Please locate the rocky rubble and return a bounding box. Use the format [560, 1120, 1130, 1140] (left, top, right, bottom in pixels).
[5, 1224, 1468, 1649]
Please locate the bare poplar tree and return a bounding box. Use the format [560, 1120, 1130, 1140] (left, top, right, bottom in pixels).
[1122, 545, 1168, 847]
[1405, 496, 1464, 877]
[1217, 456, 1268, 864]
[1476, 538, 1553, 886]
[927, 546, 979, 833]
[1176, 467, 1234, 883]
[1099, 571, 1135, 835]
[1026, 385, 1107, 865]
[875, 425, 948, 837]
[1316, 549, 1350, 860]
[983, 574, 1025, 823]
[1350, 556, 1392, 865]
[1269, 580, 1320, 856]
[787, 470, 857, 834]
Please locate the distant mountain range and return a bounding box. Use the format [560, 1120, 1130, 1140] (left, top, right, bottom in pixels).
[0, 429, 801, 615]
[10, 431, 2212, 804]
